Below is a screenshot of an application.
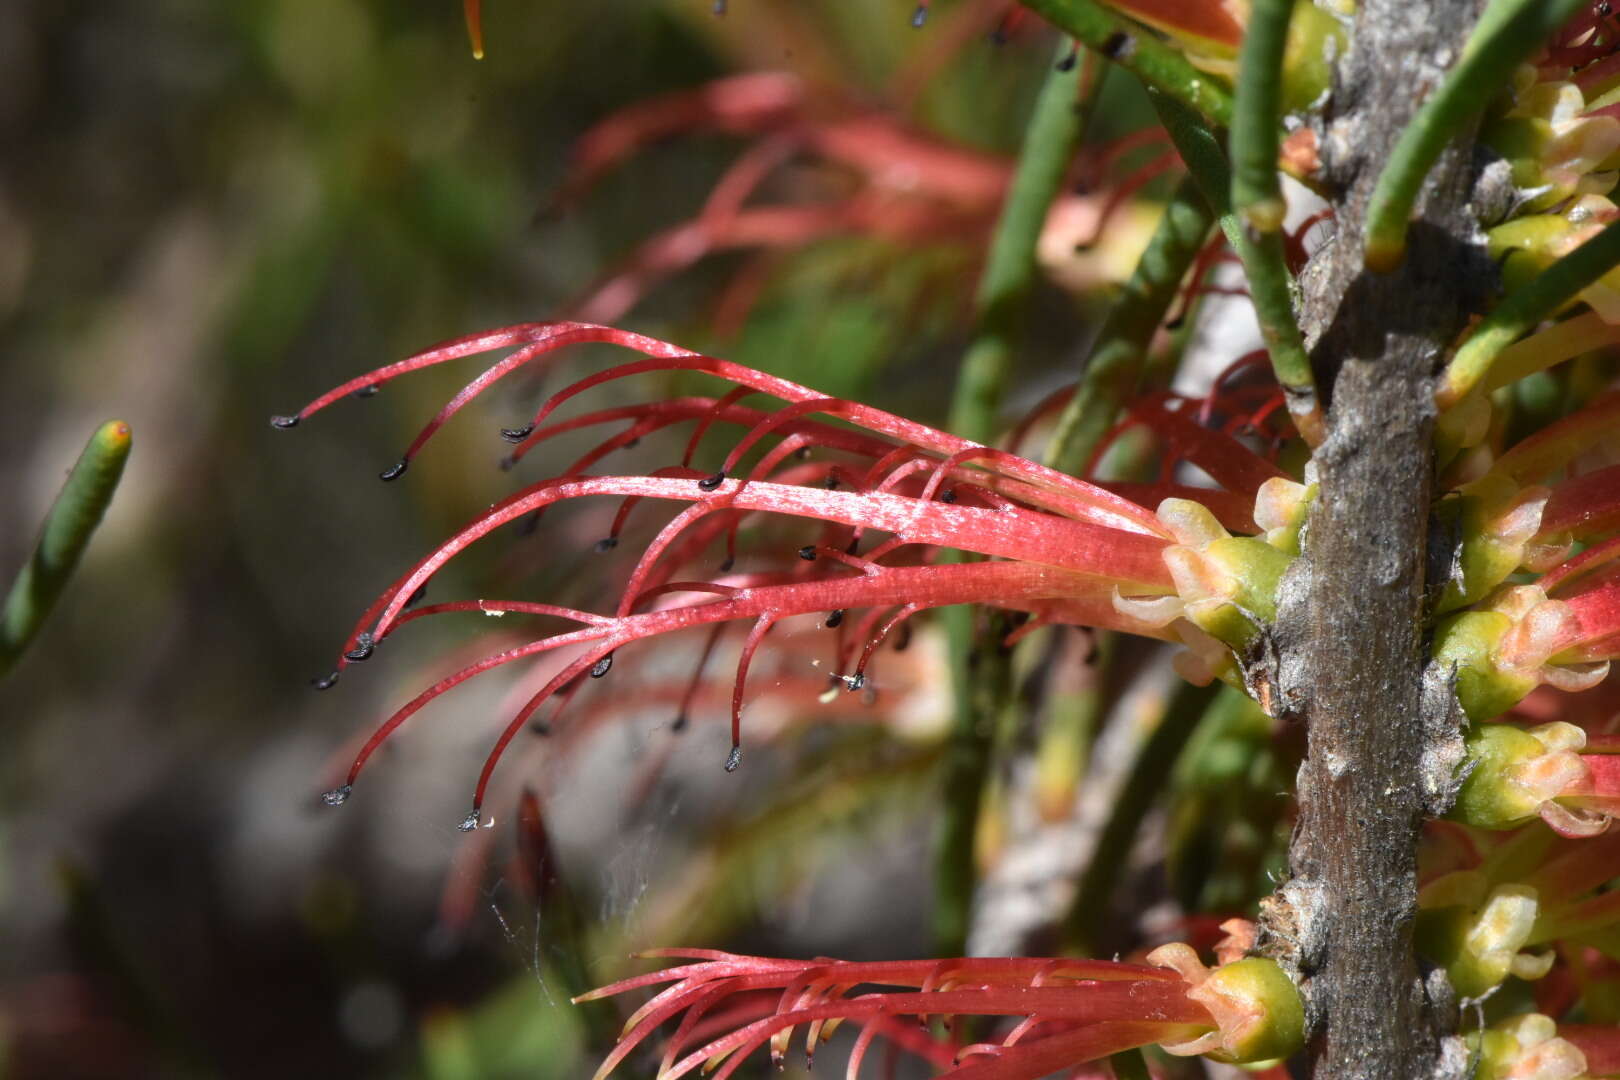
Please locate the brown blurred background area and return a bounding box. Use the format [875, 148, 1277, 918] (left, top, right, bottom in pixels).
[0, 2, 1156, 1076]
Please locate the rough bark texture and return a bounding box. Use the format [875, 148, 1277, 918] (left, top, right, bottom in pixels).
[1258, 1, 1497, 1077]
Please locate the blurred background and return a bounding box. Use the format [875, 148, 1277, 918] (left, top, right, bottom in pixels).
[0, 2, 1217, 1077]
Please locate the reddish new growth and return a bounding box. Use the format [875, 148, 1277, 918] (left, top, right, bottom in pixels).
[273, 321, 1275, 827]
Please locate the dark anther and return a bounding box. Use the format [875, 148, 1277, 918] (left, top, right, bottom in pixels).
[795, 445, 812, 460]
[458, 809, 481, 833]
[1056, 49, 1078, 72]
[590, 653, 614, 678]
[404, 583, 429, 610]
[311, 671, 340, 691]
[718, 557, 735, 573]
[321, 785, 352, 806]
[725, 745, 743, 772]
[516, 511, 542, 537]
[845, 672, 866, 692]
[939, 488, 957, 503]
[910, 4, 927, 28]
[825, 609, 845, 629]
[594, 536, 619, 553]
[351, 385, 381, 399]
[845, 537, 861, 555]
[344, 632, 376, 662]
[672, 713, 689, 733]
[698, 471, 727, 491]
[379, 460, 408, 482]
[798, 545, 818, 561]
[825, 475, 840, 490]
[1101, 31, 1133, 60]
[270, 414, 300, 429]
[500, 423, 535, 443]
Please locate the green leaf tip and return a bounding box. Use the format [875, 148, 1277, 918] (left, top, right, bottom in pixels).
[1, 420, 133, 678]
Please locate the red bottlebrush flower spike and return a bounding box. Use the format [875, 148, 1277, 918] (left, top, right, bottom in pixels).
[273, 321, 1282, 824]
[574, 943, 1303, 1078]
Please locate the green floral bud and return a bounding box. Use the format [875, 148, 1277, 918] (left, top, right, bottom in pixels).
[1147, 944, 1305, 1066]
[1473, 1014, 1587, 1080]
[1449, 722, 1588, 831]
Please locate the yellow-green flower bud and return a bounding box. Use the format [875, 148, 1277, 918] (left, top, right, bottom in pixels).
[1146, 945, 1305, 1066]
[1449, 722, 1588, 830]
[1432, 611, 1539, 722]
[1473, 1014, 1588, 1080]
[1416, 879, 1552, 998]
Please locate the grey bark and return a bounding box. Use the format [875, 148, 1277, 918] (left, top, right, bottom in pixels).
[1258, 1, 1496, 1077]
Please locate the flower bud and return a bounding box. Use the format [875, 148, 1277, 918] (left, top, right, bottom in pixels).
[1416, 879, 1552, 998]
[1435, 475, 1550, 614]
[1146, 945, 1305, 1065]
[1483, 74, 1620, 216]
[1158, 499, 1293, 653]
[1474, 1014, 1588, 1080]
[1449, 721, 1590, 831]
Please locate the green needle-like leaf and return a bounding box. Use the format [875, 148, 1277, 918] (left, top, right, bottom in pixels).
[1443, 217, 1620, 408]
[1020, 0, 1234, 128]
[1363, 0, 1587, 272]
[2, 420, 133, 678]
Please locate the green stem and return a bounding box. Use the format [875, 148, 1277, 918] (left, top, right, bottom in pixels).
[950, 50, 1101, 442]
[1019, 0, 1233, 128]
[1363, 0, 1588, 272]
[1064, 679, 1217, 954]
[1229, 0, 1291, 233]
[1442, 217, 1620, 407]
[936, 45, 1100, 957]
[2, 420, 133, 678]
[1151, 90, 1321, 444]
[1044, 174, 1216, 476]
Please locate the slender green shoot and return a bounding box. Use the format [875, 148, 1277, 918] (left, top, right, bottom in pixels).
[1362, 0, 1588, 272]
[937, 45, 1102, 956]
[2, 420, 133, 678]
[1045, 175, 1216, 476]
[1229, 0, 1292, 233]
[1441, 217, 1620, 408]
[1018, 0, 1233, 128]
[1151, 91, 1322, 444]
[949, 49, 1101, 443]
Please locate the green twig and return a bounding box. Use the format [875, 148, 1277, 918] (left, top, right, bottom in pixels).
[1441, 217, 1620, 407]
[1151, 91, 1321, 444]
[1018, 0, 1233, 128]
[1228, 0, 1291, 233]
[1044, 174, 1216, 476]
[1363, 0, 1588, 272]
[949, 49, 1101, 443]
[2, 420, 132, 678]
[936, 46, 1100, 957]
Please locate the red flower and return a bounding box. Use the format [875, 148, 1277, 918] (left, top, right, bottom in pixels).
[272, 321, 1267, 825]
